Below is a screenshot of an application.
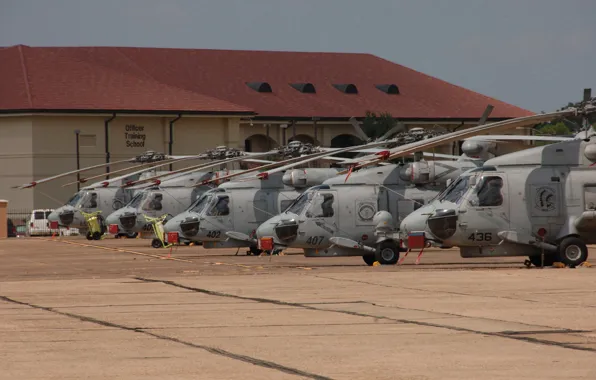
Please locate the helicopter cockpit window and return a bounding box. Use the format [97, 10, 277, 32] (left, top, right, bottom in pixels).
[413, 199, 425, 211]
[470, 176, 503, 207]
[438, 176, 471, 203]
[280, 198, 296, 213]
[66, 192, 83, 206]
[142, 193, 163, 211]
[306, 193, 335, 218]
[189, 195, 211, 214]
[77, 192, 98, 208]
[584, 185, 596, 210]
[128, 193, 145, 208]
[208, 196, 230, 216]
[286, 191, 314, 215]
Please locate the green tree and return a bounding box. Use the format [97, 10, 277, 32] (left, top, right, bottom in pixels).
[361, 111, 398, 140]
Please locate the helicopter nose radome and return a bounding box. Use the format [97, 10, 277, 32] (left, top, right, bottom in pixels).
[426, 209, 458, 241]
[255, 221, 275, 240]
[105, 212, 120, 228]
[48, 209, 60, 224]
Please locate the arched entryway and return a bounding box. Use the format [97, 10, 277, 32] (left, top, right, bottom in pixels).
[330, 134, 364, 148]
[244, 134, 277, 152]
[330, 134, 365, 159]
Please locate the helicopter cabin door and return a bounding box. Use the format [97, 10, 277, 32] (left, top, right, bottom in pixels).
[460, 174, 510, 246]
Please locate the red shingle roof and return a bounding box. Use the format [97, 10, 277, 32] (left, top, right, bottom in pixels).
[0, 45, 533, 119]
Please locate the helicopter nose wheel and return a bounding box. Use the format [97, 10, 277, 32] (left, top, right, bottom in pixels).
[557, 237, 588, 267]
[373, 240, 400, 265]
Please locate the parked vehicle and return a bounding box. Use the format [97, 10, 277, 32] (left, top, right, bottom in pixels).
[27, 209, 55, 236]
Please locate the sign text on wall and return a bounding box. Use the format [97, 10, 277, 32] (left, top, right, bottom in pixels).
[125, 124, 146, 148]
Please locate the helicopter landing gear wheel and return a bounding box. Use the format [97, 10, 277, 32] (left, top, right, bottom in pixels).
[151, 238, 164, 249]
[528, 254, 555, 268]
[557, 237, 588, 267]
[86, 232, 93, 240]
[92, 231, 102, 240]
[375, 240, 400, 265]
[362, 254, 376, 266]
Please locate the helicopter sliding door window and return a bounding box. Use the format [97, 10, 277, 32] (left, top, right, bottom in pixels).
[208, 196, 230, 216]
[471, 176, 503, 207]
[306, 193, 334, 218]
[584, 185, 596, 210]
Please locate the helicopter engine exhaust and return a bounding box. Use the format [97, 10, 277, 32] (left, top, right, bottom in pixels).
[461, 140, 496, 160]
[399, 161, 436, 184]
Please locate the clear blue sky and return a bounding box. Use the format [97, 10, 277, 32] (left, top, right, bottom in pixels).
[1, 0, 594, 113]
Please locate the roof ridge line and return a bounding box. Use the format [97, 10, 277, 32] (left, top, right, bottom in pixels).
[17, 45, 33, 108]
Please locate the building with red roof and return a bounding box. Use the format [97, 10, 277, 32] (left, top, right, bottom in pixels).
[0, 45, 532, 209]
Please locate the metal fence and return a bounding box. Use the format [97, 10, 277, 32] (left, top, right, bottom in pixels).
[7, 209, 81, 237]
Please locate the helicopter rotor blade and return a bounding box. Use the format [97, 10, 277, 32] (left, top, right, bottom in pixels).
[340, 108, 584, 173]
[349, 117, 371, 143]
[61, 160, 176, 187]
[123, 149, 282, 188]
[477, 104, 495, 126]
[12, 158, 136, 189]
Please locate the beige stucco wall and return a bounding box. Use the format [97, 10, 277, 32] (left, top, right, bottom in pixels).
[0, 117, 34, 210]
[8, 114, 239, 209]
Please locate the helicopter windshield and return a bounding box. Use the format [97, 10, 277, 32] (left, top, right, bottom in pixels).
[285, 191, 315, 215]
[189, 193, 212, 214]
[74, 191, 99, 209]
[127, 192, 146, 208]
[66, 192, 84, 206]
[438, 175, 471, 204]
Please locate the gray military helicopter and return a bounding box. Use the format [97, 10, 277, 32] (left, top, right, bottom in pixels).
[254, 155, 479, 264]
[253, 106, 582, 265]
[34, 144, 313, 236]
[399, 91, 596, 268]
[163, 168, 342, 254]
[104, 169, 245, 239]
[159, 123, 427, 251]
[15, 151, 198, 237]
[102, 139, 393, 239]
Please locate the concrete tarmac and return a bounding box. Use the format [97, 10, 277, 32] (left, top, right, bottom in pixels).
[1, 237, 596, 379]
